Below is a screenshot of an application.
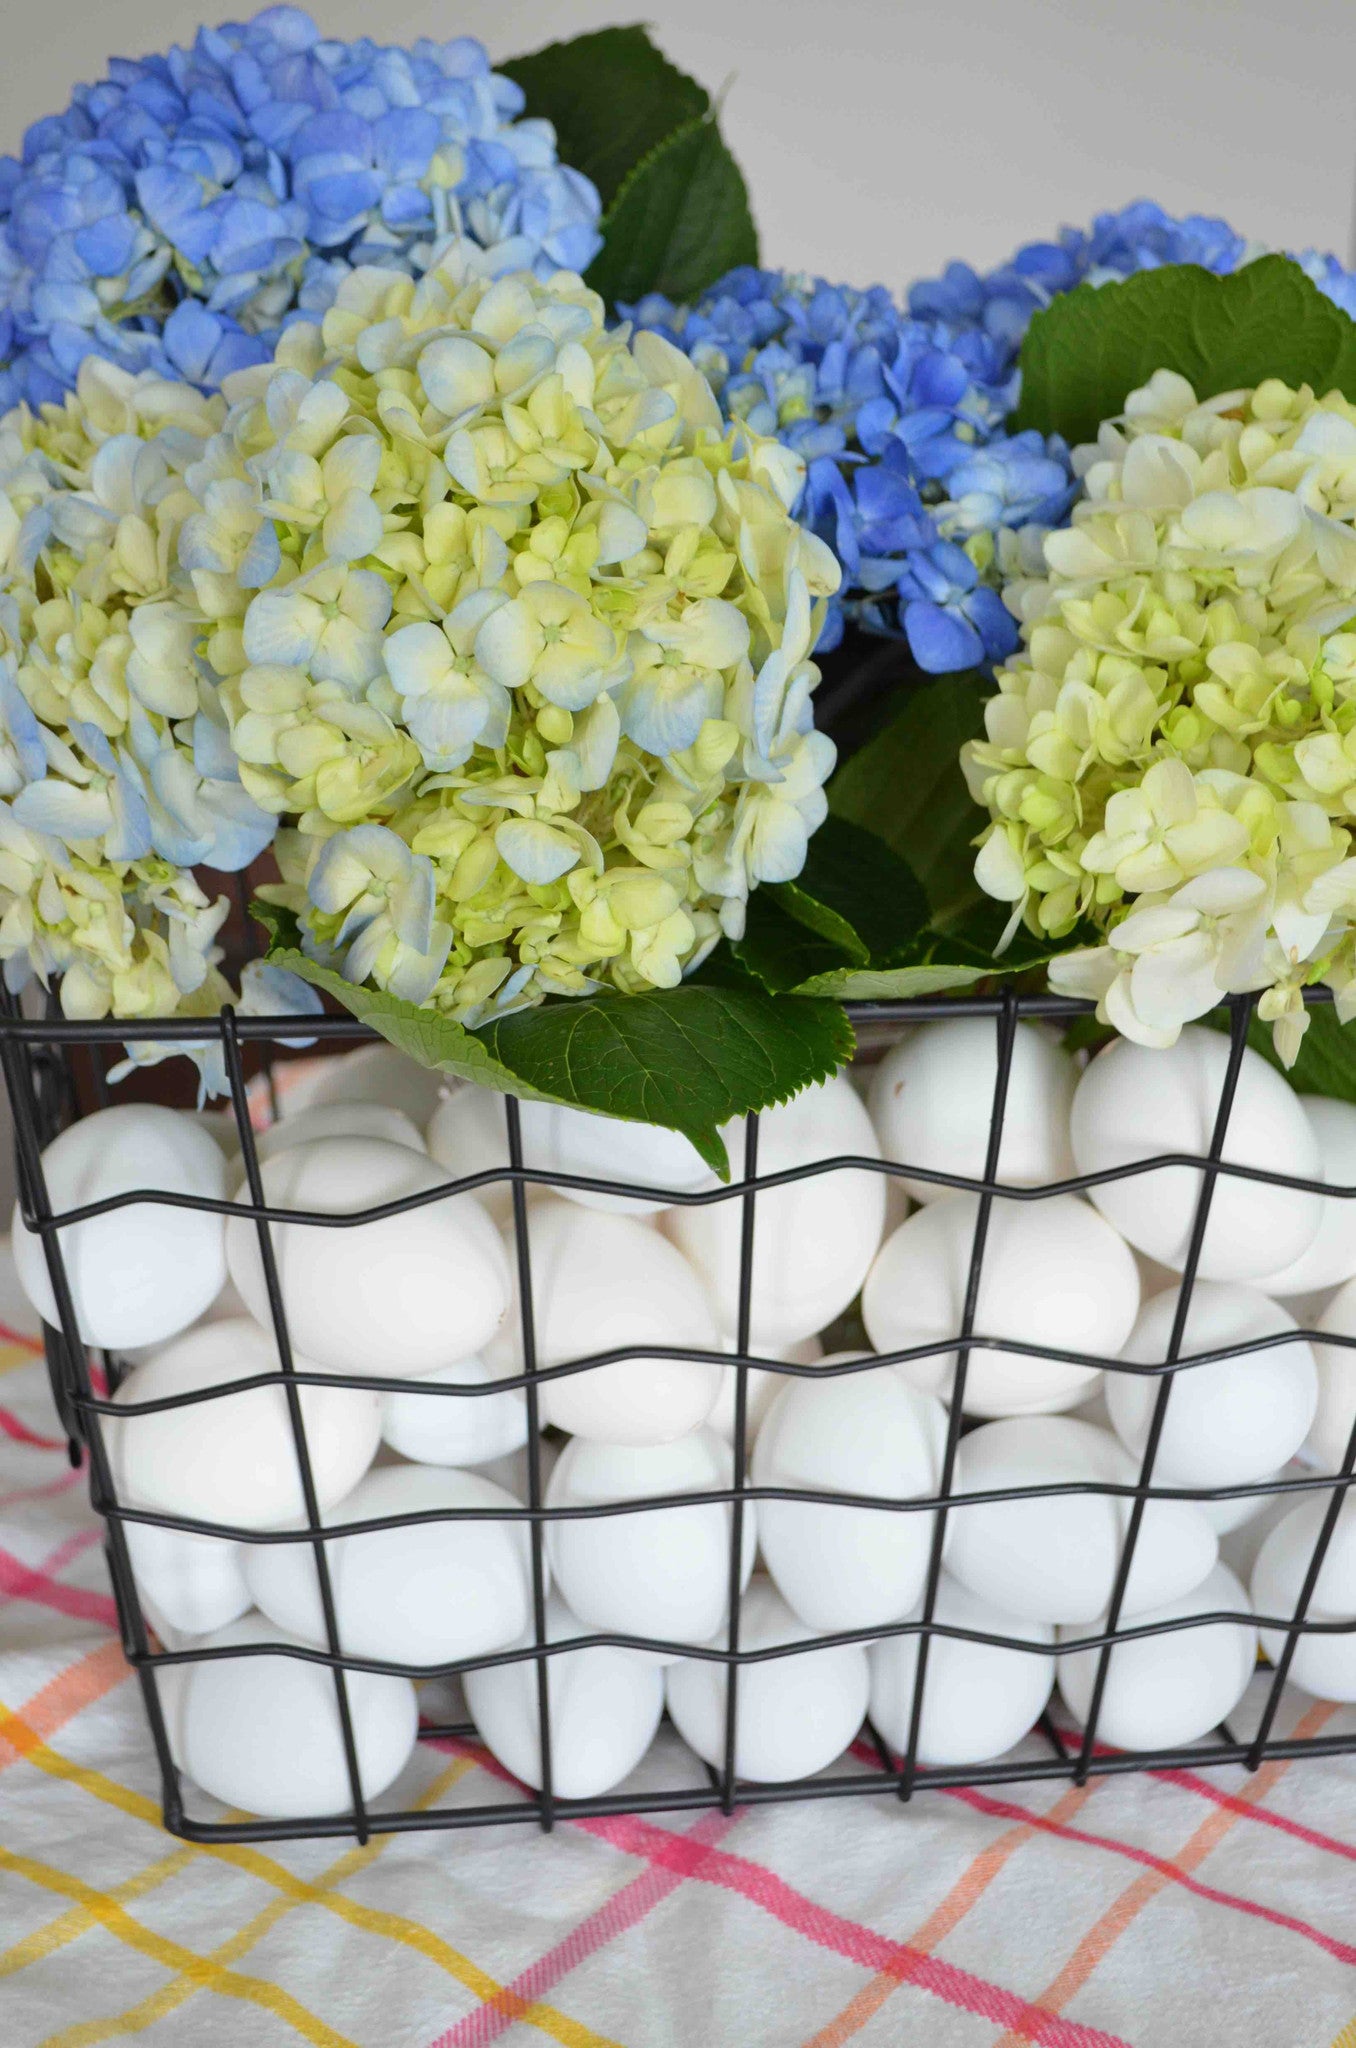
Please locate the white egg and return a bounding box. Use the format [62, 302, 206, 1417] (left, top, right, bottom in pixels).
[226, 1136, 510, 1378]
[665, 1074, 887, 1348]
[867, 1017, 1075, 1203]
[427, 1083, 519, 1226]
[381, 1353, 527, 1468]
[433, 1084, 711, 1219]
[12, 1104, 227, 1352]
[862, 1193, 1138, 1417]
[484, 1199, 719, 1444]
[1057, 1563, 1257, 1749]
[1217, 1467, 1307, 1576]
[156, 1614, 418, 1819]
[1069, 1028, 1322, 1283]
[752, 1361, 946, 1631]
[243, 1464, 531, 1668]
[476, 1435, 560, 1504]
[1311, 1281, 1356, 1470]
[124, 1520, 250, 1637]
[107, 1320, 381, 1529]
[665, 1579, 869, 1783]
[1198, 1470, 1290, 1537]
[1251, 1492, 1356, 1702]
[546, 1429, 755, 1654]
[1257, 1097, 1356, 1298]
[706, 1334, 823, 1446]
[463, 1592, 664, 1798]
[1107, 1283, 1318, 1489]
[256, 1101, 425, 1162]
[302, 1041, 445, 1128]
[867, 1574, 1055, 1766]
[946, 1416, 1219, 1623]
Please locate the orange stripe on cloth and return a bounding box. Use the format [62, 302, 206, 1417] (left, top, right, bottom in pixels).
[989, 1702, 1337, 2048]
[800, 1780, 1101, 2048]
[0, 1846, 354, 2048]
[0, 1640, 130, 1772]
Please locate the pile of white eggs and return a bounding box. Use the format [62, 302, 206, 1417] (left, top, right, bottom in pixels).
[13, 1020, 1356, 1820]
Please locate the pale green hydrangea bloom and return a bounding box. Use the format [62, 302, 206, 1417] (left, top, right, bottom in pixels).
[0, 358, 277, 1020]
[178, 253, 840, 1021]
[965, 370, 1356, 1060]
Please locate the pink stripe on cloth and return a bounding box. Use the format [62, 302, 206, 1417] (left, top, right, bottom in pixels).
[1150, 1765, 1356, 1863]
[428, 1808, 742, 2048]
[0, 1405, 65, 1450]
[576, 1811, 1133, 2048]
[947, 1786, 1356, 1966]
[0, 1532, 117, 1627]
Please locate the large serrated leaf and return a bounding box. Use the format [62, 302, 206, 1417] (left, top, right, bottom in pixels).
[500, 24, 707, 207]
[480, 982, 854, 1176]
[828, 672, 990, 930]
[585, 114, 758, 305]
[1014, 254, 1356, 448]
[255, 903, 851, 1179]
[734, 815, 934, 993]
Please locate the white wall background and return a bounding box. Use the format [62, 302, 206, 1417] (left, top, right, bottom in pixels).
[1, 0, 1352, 290]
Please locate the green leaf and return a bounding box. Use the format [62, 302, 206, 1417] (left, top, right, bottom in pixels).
[479, 983, 854, 1177]
[1218, 998, 1356, 1104]
[254, 902, 851, 1179]
[732, 893, 862, 994]
[828, 672, 990, 929]
[584, 114, 758, 305]
[774, 814, 930, 965]
[500, 25, 707, 209]
[1014, 254, 1356, 449]
[794, 961, 994, 1000]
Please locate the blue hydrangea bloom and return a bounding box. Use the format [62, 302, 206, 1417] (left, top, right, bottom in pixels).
[633, 201, 1356, 674]
[0, 6, 602, 408]
[628, 268, 1074, 666]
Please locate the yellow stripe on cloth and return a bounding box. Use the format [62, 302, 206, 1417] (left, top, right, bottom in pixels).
[0, 1844, 199, 1978]
[30, 1759, 476, 2048]
[0, 1705, 621, 2048]
[1330, 2018, 1356, 2048]
[0, 1847, 353, 2048]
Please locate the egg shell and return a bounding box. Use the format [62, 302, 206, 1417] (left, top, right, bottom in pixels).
[867, 1573, 1055, 1765]
[1251, 1493, 1356, 1701]
[243, 1464, 532, 1668]
[124, 1520, 250, 1638]
[1217, 1465, 1308, 1577]
[476, 1436, 560, 1504]
[256, 1101, 425, 1162]
[484, 1199, 720, 1445]
[752, 1360, 946, 1631]
[545, 1429, 755, 1655]
[1107, 1282, 1318, 1488]
[1198, 1469, 1290, 1537]
[427, 1083, 520, 1226]
[946, 1416, 1219, 1624]
[665, 1578, 870, 1783]
[463, 1592, 664, 1798]
[435, 1085, 712, 1218]
[156, 1614, 418, 1819]
[226, 1136, 510, 1378]
[664, 1074, 887, 1348]
[1057, 1562, 1257, 1750]
[1069, 1028, 1322, 1283]
[107, 1320, 381, 1529]
[1311, 1281, 1356, 1470]
[381, 1353, 527, 1468]
[302, 1042, 445, 1128]
[706, 1334, 824, 1447]
[12, 1104, 228, 1351]
[862, 1192, 1139, 1417]
[1257, 1097, 1356, 1297]
[867, 1017, 1075, 1203]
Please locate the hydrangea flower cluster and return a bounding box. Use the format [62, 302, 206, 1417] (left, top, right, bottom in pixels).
[0, 7, 601, 412]
[632, 204, 1356, 677]
[0, 353, 283, 1022]
[963, 369, 1356, 1061]
[165, 253, 839, 1022]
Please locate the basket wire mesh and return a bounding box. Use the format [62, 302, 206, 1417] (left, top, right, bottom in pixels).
[2, 985, 1354, 1846]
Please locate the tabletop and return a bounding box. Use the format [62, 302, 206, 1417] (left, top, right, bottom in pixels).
[0, 1249, 1353, 2048]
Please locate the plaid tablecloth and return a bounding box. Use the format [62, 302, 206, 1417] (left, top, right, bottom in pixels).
[1, 1252, 1353, 2048]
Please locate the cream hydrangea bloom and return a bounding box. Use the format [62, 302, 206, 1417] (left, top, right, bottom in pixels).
[965, 369, 1356, 1057]
[180, 253, 840, 1021]
[0, 357, 280, 1021]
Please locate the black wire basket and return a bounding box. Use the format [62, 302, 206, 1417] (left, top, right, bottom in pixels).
[2, 985, 1354, 1848]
